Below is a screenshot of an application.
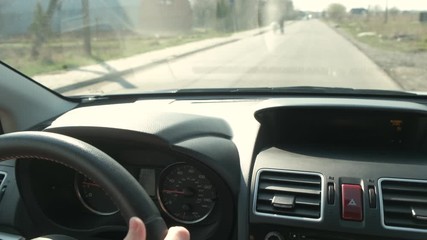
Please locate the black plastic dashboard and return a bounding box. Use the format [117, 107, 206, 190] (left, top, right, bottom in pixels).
[2, 96, 427, 240]
[251, 100, 427, 240]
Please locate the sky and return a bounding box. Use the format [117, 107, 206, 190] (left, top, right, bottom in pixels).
[293, 0, 427, 12]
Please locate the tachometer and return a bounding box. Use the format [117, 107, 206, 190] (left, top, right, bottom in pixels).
[158, 163, 216, 224]
[74, 173, 119, 216]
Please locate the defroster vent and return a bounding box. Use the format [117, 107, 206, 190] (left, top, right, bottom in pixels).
[254, 170, 323, 221]
[380, 178, 427, 232]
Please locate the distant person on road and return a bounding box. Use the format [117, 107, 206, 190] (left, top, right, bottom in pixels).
[262, 0, 287, 34]
[278, 15, 285, 34]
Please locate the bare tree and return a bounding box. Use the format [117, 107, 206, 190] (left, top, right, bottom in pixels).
[30, 0, 60, 59]
[192, 0, 216, 29]
[0, 1, 5, 31]
[327, 3, 346, 22]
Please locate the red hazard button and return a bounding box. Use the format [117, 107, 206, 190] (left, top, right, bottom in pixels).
[341, 184, 363, 221]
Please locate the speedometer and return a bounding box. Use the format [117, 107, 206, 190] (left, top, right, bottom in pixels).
[158, 163, 216, 224]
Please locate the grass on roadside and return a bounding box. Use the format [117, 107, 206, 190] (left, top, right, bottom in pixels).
[0, 30, 229, 76]
[337, 14, 427, 52]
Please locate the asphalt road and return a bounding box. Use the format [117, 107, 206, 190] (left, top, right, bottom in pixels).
[68, 20, 401, 95]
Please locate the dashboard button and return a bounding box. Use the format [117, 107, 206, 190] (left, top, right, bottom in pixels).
[327, 182, 335, 204]
[341, 184, 363, 221]
[368, 186, 376, 208]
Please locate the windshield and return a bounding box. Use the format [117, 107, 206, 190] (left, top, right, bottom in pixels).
[1, 0, 426, 96]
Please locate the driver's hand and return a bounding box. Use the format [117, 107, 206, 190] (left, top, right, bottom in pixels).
[124, 217, 190, 240]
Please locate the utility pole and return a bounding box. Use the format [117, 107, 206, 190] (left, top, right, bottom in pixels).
[384, 0, 388, 24]
[82, 0, 92, 56]
[231, 0, 237, 32]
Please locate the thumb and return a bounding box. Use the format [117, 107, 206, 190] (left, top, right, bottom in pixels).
[124, 217, 147, 240]
[164, 226, 190, 240]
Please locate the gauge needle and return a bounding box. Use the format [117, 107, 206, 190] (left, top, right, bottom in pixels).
[162, 189, 185, 195]
[82, 181, 100, 187]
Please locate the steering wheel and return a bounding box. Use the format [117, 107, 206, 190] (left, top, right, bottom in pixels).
[0, 131, 168, 240]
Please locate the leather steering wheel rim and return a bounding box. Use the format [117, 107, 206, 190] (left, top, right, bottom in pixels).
[0, 131, 168, 240]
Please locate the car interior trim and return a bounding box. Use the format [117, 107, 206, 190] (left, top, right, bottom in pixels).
[378, 177, 427, 233]
[252, 168, 324, 222]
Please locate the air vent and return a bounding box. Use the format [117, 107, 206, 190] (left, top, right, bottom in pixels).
[380, 178, 427, 232]
[254, 170, 323, 221]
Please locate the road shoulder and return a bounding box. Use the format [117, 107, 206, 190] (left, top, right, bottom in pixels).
[330, 22, 427, 92]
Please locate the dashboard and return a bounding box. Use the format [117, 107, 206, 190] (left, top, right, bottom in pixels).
[2, 96, 427, 240]
[17, 147, 234, 240]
